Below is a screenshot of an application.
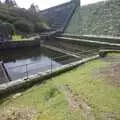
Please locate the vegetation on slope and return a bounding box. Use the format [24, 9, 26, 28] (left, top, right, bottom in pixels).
[0, 1, 49, 41]
[65, 0, 120, 37]
[0, 53, 120, 120]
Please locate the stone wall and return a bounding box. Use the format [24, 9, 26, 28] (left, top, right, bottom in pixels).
[65, 0, 120, 37]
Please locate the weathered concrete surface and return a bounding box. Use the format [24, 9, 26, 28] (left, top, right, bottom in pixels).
[40, 0, 77, 31]
[43, 39, 99, 58]
[0, 62, 10, 84]
[56, 36, 120, 49]
[0, 55, 99, 98]
[41, 44, 80, 58]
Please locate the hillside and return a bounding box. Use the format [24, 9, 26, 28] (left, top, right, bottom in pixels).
[65, 0, 120, 37]
[0, 4, 49, 36]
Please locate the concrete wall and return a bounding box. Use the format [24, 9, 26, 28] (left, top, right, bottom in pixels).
[0, 62, 10, 84]
[0, 40, 40, 50]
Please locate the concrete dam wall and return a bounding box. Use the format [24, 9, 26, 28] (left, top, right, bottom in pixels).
[65, 0, 120, 37]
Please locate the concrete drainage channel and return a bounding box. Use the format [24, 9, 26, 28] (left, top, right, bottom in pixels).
[0, 55, 100, 98]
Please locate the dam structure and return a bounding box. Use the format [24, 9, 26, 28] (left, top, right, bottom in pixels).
[1, 0, 120, 86]
[40, 0, 81, 32]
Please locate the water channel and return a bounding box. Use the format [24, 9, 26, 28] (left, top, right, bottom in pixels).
[0, 44, 99, 84]
[0, 47, 78, 82]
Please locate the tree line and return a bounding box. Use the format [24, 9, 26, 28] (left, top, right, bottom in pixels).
[0, 0, 50, 41]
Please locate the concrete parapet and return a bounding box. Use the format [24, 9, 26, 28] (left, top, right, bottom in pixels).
[56, 36, 120, 49]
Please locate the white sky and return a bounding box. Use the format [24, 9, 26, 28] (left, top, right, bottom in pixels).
[1, 0, 106, 10]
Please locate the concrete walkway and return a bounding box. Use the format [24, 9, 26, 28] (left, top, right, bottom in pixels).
[41, 44, 80, 58]
[56, 36, 120, 49]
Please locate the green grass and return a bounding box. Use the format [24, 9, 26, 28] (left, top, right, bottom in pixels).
[0, 53, 120, 120]
[12, 35, 23, 41]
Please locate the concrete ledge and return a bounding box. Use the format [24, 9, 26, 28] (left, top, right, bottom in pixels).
[0, 55, 99, 98]
[41, 44, 80, 58]
[56, 36, 120, 49]
[0, 39, 40, 50]
[63, 34, 120, 44]
[99, 49, 120, 57]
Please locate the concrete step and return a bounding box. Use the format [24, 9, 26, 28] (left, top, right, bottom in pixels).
[62, 34, 120, 44]
[56, 36, 120, 49]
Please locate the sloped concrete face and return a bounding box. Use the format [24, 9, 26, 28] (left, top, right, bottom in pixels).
[0, 62, 10, 84]
[72, 0, 81, 6]
[40, 1, 77, 31]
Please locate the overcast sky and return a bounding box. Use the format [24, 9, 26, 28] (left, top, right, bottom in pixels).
[1, 0, 106, 10]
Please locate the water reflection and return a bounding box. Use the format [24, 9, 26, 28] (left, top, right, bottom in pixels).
[0, 47, 77, 81]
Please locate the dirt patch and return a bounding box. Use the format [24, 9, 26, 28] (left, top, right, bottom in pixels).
[101, 62, 120, 87]
[61, 84, 95, 120]
[0, 107, 37, 120]
[103, 112, 117, 120]
[101, 56, 120, 63]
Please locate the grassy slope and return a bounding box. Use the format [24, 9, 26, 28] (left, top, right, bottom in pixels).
[65, 0, 120, 36]
[0, 53, 120, 120]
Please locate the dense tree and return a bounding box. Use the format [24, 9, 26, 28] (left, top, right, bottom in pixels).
[29, 3, 39, 15]
[14, 20, 33, 34]
[4, 0, 17, 7]
[0, 3, 49, 38]
[34, 22, 50, 33]
[0, 22, 15, 41]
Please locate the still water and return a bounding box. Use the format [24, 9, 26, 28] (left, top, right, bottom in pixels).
[0, 47, 77, 81]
